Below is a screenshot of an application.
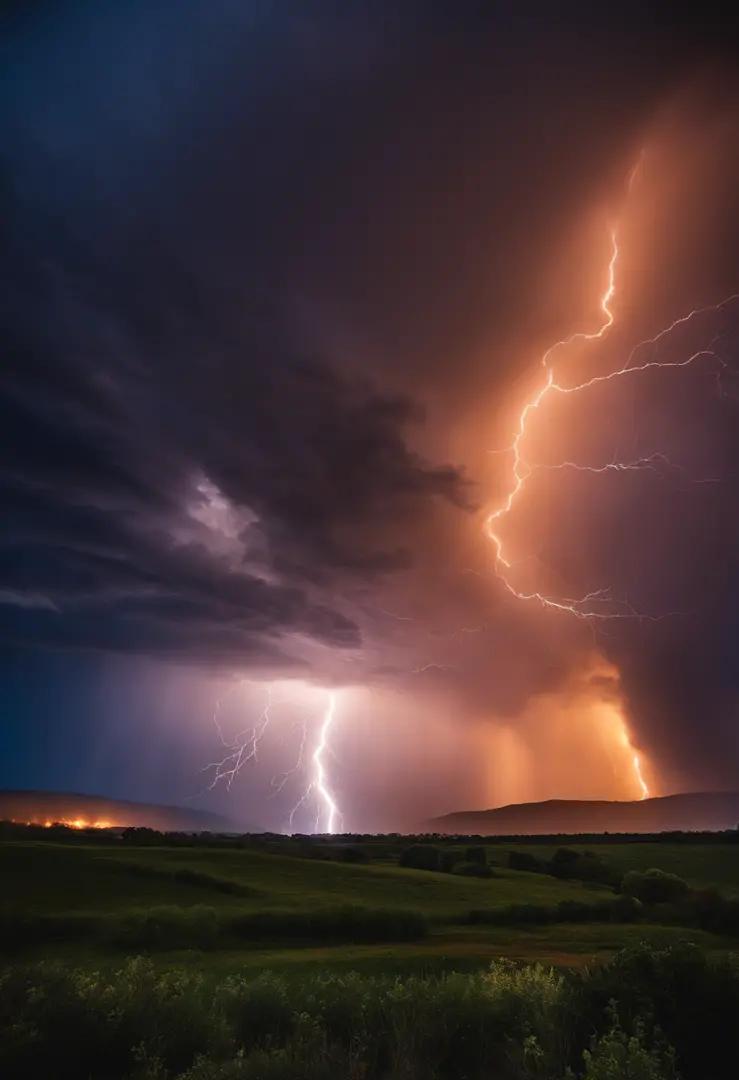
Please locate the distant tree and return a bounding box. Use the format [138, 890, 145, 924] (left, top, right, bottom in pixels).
[399, 844, 440, 872]
[622, 868, 690, 906]
[465, 846, 488, 867]
[549, 847, 614, 885]
[508, 851, 544, 874]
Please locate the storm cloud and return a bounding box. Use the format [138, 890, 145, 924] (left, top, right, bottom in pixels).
[3, 1, 739, 825]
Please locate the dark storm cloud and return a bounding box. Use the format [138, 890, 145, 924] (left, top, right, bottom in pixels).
[0, 0, 472, 667]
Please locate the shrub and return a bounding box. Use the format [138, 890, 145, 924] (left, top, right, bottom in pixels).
[508, 850, 544, 873]
[439, 848, 461, 873]
[579, 1009, 679, 1080]
[549, 847, 614, 885]
[399, 844, 440, 872]
[0, 958, 225, 1080]
[621, 869, 690, 906]
[465, 845, 487, 866]
[578, 942, 739, 1080]
[688, 886, 739, 935]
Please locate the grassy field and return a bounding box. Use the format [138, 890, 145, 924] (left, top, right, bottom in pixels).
[0, 841, 611, 917]
[3, 837, 738, 973]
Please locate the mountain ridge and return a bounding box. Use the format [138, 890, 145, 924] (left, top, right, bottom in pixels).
[426, 791, 739, 835]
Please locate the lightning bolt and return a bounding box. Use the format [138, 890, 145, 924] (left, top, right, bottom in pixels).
[197, 681, 342, 833]
[312, 691, 341, 834]
[199, 680, 277, 792]
[485, 226, 737, 621]
[484, 158, 738, 800]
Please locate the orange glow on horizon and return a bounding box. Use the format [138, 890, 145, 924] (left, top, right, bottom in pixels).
[11, 818, 114, 829]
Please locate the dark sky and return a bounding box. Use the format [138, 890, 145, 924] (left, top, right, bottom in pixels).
[2, 1, 739, 831]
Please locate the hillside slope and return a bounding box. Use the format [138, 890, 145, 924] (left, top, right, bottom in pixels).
[427, 791, 739, 835]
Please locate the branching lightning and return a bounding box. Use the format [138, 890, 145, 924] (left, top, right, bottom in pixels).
[198, 681, 342, 833]
[485, 217, 736, 620]
[484, 159, 738, 799]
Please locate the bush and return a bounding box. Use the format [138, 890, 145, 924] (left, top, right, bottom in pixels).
[0, 958, 225, 1080]
[579, 1009, 679, 1080]
[688, 886, 739, 935]
[508, 850, 544, 873]
[465, 845, 487, 867]
[621, 869, 690, 906]
[578, 942, 739, 1080]
[466, 896, 639, 927]
[549, 847, 615, 886]
[439, 848, 461, 873]
[399, 844, 440, 872]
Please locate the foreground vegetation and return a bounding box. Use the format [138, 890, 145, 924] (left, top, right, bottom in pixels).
[3, 942, 739, 1079]
[4, 826, 739, 1076]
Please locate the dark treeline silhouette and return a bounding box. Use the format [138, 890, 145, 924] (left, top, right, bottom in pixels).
[3, 818, 739, 847]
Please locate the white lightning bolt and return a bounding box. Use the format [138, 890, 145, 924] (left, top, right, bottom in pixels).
[312, 691, 340, 834]
[198, 681, 342, 833]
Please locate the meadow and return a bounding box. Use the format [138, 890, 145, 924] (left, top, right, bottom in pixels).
[3, 829, 739, 1078]
[2, 831, 739, 969]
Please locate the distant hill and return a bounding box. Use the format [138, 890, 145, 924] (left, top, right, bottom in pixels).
[0, 789, 256, 833]
[427, 792, 739, 835]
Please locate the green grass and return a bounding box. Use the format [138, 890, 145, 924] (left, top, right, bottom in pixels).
[501, 843, 739, 893]
[0, 842, 610, 918]
[4, 839, 739, 973]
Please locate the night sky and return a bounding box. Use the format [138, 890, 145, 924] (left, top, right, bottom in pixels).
[3, 2, 739, 832]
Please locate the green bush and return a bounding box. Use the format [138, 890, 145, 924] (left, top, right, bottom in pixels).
[687, 886, 739, 935]
[622, 869, 690, 906]
[466, 896, 639, 927]
[578, 1009, 679, 1080]
[549, 848, 615, 886]
[398, 844, 440, 872]
[439, 848, 463, 873]
[465, 845, 487, 867]
[508, 850, 544, 873]
[578, 942, 739, 1080]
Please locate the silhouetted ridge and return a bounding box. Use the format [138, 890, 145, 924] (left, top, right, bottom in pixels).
[427, 792, 739, 835]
